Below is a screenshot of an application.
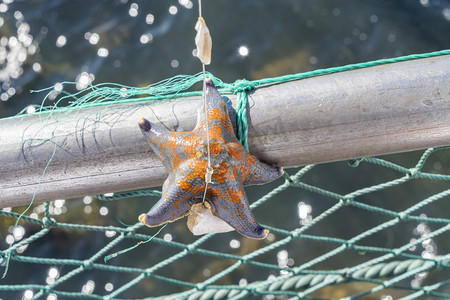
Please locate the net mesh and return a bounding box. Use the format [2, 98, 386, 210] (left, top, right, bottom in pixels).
[1, 51, 450, 299]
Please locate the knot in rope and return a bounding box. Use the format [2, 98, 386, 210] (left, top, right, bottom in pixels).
[283, 172, 294, 184]
[408, 168, 420, 178]
[423, 285, 434, 294]
[42, 217, 56, 228]
[231, 79, 256, 92]
[239, 257, 249, 265]
[347, 158, 363, 167]
[397, 212, 408, 220]
[344, 241, 354, 249]
[392, 249, 403, 257]
[341, 197, 353, 205]
[291, 229, 302, 238]
[186, 244, 196, 253]
[126, 225, 137, 234]
[82, 260, 93, 270]
[434, 258, 444, 268]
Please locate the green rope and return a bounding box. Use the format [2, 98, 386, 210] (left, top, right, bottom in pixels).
[1, 50, 450, 299]
[230, 79, 255, 150]
[246, 49, 450, 88]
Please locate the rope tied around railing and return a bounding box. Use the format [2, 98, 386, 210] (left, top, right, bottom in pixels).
[219, 79, 257, 150]
[234, 79, 255, 151]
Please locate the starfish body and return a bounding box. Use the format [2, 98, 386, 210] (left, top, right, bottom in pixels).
[138, 78, 283, 239]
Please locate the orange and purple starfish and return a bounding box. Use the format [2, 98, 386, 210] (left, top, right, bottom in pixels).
[138, 78, 283, 239]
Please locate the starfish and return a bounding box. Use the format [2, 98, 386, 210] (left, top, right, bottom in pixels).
[138, 78, 283, 239]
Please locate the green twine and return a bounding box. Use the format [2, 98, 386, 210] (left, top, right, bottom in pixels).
[246, 48, 450, 87]
[1, 134, 59, 279]
[104, 224, 167, 262]
[233, 79, 255, 151]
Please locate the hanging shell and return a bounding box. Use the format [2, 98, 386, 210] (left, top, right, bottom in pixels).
[187, 202, 234, 235]
[194, 17, 212, 65]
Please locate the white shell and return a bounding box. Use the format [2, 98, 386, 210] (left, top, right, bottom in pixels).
[194, 17, 212, 65]
[187, 203, 234, 235]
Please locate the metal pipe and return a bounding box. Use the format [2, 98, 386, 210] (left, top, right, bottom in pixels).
[1, 56, 449, 208]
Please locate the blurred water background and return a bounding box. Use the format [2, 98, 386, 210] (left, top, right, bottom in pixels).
[1, 0, 450, 299]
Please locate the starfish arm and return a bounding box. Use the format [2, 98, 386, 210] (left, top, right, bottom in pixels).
[194, 79, 235, 136]
[227, 142, 283, 186]
[204, 78, 226, 113]
[139, 173, 199, 227]
[207, 182, 269, 239]
[242, 153, 283, 186]
[138, 118, 173, 166]
[139, 118, 197, 169]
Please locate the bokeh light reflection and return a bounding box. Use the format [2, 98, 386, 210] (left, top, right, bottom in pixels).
[178, 0, 193, 9]
[145, 14, 154, 24]
[163, 233, 172, 242]
[46, 267, 60, 285]
[97, 47, 109, 57]
[105, 228, 116, 238]
[169, 5, 178, 15]
[297, 201, 312, 225]
[55, 35, 67, 47]
[81, 280, 95, 295]
[140, 33, 153, 44]
[105, 283, 114, 292]
[75, 72, 95, 90]
[16, 244, 28, 253]
[277, 250, 290, 274]
[99, 206, 109, 216]
[47, 293, 57, 300]
[0, 9, 39, 101]
[238, 45, 249, 57]
[129, 3, 138, 17]
[409, 215, 437, 287]
[229, 239, 240, 249]
[239, 278, 247, 286]
[12, 225, 25, 241]
[23, 289, 34, 300]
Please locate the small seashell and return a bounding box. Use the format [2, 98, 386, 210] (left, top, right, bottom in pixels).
[187, 202, 234, 235]
[194, 17, 212, 65]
